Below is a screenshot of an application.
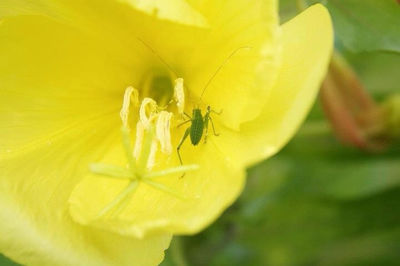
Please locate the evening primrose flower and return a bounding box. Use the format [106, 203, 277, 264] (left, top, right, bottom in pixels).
[0, 1, 332, 265]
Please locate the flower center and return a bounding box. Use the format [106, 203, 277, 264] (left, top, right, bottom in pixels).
[87, 78, 196, 219]
[141, 69, 175, 108]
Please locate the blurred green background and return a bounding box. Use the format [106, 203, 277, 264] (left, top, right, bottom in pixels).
[1, 0, 399, 265]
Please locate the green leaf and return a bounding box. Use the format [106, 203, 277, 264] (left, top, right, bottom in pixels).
[0, 254, 18, 266]
[325, 0, 400, 53]
[276, 125, 400, 200]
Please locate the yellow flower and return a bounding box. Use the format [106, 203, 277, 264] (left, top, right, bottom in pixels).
[0, 1, 333, 265]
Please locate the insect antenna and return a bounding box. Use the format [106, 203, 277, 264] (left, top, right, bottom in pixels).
[136, 37, 179, 77]
[199, 46, 252, 101]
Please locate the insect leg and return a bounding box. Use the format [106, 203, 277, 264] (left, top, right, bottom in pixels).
[177, 119, 191, 128]
[183, 112, 192, 120]
[209, 116, 219, 136]
[203, 113, 210, 144]
[177, 127, 191, 165]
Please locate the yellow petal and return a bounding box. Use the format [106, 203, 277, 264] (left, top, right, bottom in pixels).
[0, 14, 170, 266]
[0, 1, 316, 260]
[0, 12, 138, 158]
[1, 0, 280, 131]
[110, 0, 281, 130]
[62, 1, 281, 236]
[214, 4, 334, 167]
[69, 139, 245, 237]
[182, 0, 281, 130]
[0, 0, 63, 18]
[118, 0, 209, 27]
[0, 124, 171, 266]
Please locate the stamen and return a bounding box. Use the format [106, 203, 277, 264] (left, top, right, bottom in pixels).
[120, 86, 139, 129]
[156, 111, 173, 154]
[121, 127, 137, 170]
[174, 78, 185, 114]
[131, 87, 140, 107]
[137, 124, 155, 171]
[139, 97, 158, 128]
[133, 121, 144, 160]
[88, 84, 200, 220]
[147, 138, 159, 170]
[136, 97, 174, 169]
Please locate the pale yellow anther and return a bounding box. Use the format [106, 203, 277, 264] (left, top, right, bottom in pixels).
[174, 78, 185, 114]
[136, 98, 174, 168]
[120, 86, 139, 128]
[139, 97, 158, 128]
[156, 111, 173, 154]
[131, 87, 140, 106]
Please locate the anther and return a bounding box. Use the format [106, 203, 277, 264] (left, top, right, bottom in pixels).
[174, 78, 185, 114]
[156, 111, 173, 154]
[120, 86, 139, 129]
[139, 98, 158, 128]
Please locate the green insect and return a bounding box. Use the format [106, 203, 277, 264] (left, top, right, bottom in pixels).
[177, 106, 221, 164]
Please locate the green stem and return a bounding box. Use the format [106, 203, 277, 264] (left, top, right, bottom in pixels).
[170, 237, 188, 266]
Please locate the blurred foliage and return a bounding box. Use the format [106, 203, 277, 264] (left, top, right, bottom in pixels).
[282, 0, 400, 54]
[326, 0, 400, 54]
[0, 255, 18, 266]
[2, 0, 400, 265]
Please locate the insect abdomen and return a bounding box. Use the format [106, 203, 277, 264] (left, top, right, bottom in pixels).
[190, 109, 204, 145]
